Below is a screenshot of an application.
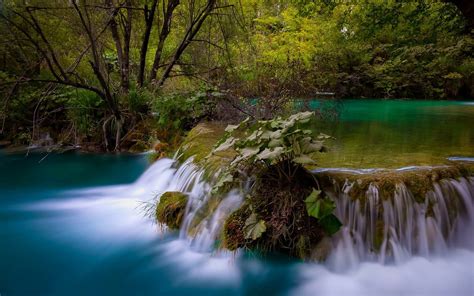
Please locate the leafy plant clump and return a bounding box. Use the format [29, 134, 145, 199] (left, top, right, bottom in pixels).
[210, 111, 332, 192]
[211, 111, 342, 259]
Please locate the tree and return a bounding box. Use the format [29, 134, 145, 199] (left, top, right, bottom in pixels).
[0, 0, 232, 150]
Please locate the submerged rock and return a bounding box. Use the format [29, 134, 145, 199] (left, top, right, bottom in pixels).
[156, 191, 188, 230]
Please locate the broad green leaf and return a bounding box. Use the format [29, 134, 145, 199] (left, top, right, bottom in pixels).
[214, 136, 236, 152]
[268, 138, 283, 148]
[305, 189, 336, 220]
[293, 154, 316, 164]
[257, 147, 284, 160]
[239, 146, 261, 158]
[269, 129, 283, 139]
[317, 133, 333, 140]
[270, 120, 281, 128]
[244, 213, 267, 240]
[318, 198, 336, 219]
[319, 214, 342, 235]
[247, 130, 263, 142]
[260, 130, 273, 140]
[305, 189, 322, 217]
[225, 124, 239, 133]
[304, 140, 324, 153]
[288, 111, 314, 124]
[212, 173, 234, 194]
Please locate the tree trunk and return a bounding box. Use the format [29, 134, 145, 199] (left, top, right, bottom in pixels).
[122, 0, 132, 93]
[138, 0, 158, 86]
[149, 0, 180, 83]
[106, 0, 131, 93]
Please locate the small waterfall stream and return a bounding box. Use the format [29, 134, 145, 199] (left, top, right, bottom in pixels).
[141, 158, 243, 252]
[327, 176, 474, 270]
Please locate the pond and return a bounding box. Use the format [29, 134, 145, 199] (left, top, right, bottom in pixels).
[310, 99, 474, 168]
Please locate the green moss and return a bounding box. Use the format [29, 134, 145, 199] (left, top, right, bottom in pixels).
[317, 164, 474, 202]
[156, 191, 188, 230]
[179, 122, 237, 178]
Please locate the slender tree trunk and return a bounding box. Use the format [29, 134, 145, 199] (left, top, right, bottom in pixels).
[106, 0, 125, 87]
[122, 0, 132, 93]
[106, 0, 131, 93]
[73, 2, 123, 150]
[149, 0, 180, 82]
[138, 0, 158, 86]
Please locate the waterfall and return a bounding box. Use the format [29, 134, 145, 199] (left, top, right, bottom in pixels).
[145, 158, 473, 270]
[145, 157, 243, 252]
[327, 176, 474, 270]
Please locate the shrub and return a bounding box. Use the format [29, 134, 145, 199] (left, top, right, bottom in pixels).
[152, 89, 220, 132]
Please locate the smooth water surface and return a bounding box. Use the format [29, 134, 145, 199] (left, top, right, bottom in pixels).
[1, 153, 473, 295]
[311, 100, 474, 168]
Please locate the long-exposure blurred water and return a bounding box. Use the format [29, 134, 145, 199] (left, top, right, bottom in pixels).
[1, 152, 473, 295]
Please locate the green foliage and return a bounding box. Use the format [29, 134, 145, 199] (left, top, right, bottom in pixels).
[226, 0, 472, 99]
[304, 188, 341, 235]
[152, 89, 219, 131]
[213, 111, 329, 169]
[244, 213, 267, 240]
[209, 111, 331, 199]
[64, 89, 104, 134]
[127, 89, 152, 114]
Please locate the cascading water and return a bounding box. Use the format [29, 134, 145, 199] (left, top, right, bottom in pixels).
[326, 175, 474, 270]
[147, 158, 474, 269]
[141, 157, 243, 252]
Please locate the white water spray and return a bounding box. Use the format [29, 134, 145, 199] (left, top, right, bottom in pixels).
[140, 158, 243, 252]
[328, 176, 474, 270]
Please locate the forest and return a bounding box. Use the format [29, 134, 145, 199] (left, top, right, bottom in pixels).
[0, 0, 472, 152]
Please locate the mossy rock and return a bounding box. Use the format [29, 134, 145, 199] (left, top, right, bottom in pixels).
[156, 191, 188, 230]
[179, 122, 237, 178]
[316, 164, 474, 202]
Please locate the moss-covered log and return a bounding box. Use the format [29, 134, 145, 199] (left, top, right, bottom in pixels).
[156, 191, 188, 230]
